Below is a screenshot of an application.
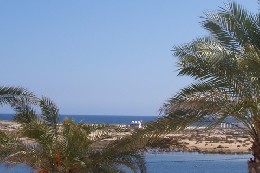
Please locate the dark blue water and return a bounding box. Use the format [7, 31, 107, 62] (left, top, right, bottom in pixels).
[60, 114, 158, 124]
[0, 113, 158, 124]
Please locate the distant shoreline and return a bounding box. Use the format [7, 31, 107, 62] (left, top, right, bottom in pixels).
[0, 114, 158, 124]
[0, 120, 251, 155]
[161, 128, 251, 154]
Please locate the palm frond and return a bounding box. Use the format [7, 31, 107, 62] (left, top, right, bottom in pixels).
[22, 120, 54, 145]
[0, 86, 37, 107]
[202, 2, 260, 51]
[39, 97, 59, 129]
[13, 104, 37, 124]
[0, 130, 29, 166]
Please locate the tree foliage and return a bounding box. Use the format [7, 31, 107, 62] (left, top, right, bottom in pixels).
[0, 86, 37, 108]
[157, 1, 260, 159]
[112, 1, 260, 161]
[2, 96, 146, 173]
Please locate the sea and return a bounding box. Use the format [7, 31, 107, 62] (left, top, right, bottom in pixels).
[0, 114, 158, 124]
[0, 114, 251, 173]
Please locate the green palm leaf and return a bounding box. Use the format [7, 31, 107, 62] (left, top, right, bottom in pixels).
[0, 86, 37, 106]
[124, 1, 260, 164]
[40, 97, 59, 129]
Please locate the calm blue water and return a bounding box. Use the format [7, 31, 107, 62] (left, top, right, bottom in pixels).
[0, 114, 251, 172]
[0, 152, 250, 173]
[0, 113, 158, 124]
[145, 152, 250, 173]
[0, 165, 32, 173]
[59, 114, 158, 124]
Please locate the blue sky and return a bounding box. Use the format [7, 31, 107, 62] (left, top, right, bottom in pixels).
[0, 1, 257, 116]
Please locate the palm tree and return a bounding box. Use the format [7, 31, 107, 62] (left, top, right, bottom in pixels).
[0, 86, 37, 162]
[4, 97, 146, 173]
[113, 1, 260, 172]
[153, 0, 260, 168]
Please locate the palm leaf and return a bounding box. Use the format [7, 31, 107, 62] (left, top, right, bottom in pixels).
[0, 86, 37, 106]
[39, 97, 59, 129]
[13, 104, 37, 124]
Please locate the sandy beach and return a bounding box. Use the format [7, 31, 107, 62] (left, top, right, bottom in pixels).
[0, 121, 252, 154]
[164, 128, 251, 154]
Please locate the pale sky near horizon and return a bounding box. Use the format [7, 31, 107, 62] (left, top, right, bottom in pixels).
[0, 1, 257, 116]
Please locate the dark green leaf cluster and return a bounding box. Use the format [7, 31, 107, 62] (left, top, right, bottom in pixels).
[0, 86, 37, 107]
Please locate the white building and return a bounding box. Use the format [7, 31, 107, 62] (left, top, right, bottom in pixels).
[130, 120, 142, 128]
